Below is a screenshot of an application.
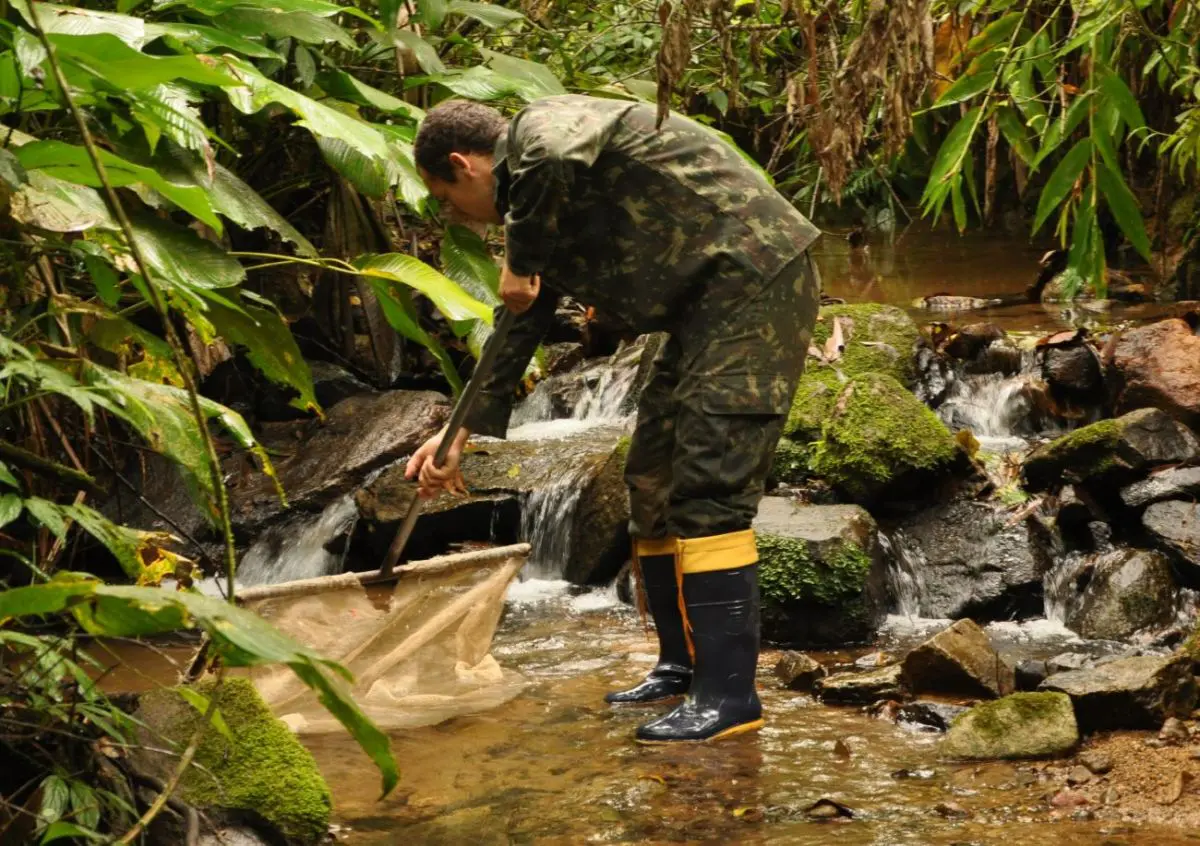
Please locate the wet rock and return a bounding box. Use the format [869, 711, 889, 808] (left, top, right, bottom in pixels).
[895, 498, 1049, 620]
[1022, 408, 1200, 492]
[941, 693, 1079, 760]
[1016, 660, 1050, 692]
[903, 619, 1015, 699]
[785, 303, 920, 444]
[230, 390, 449, 534]
[1047, 652, 1095, 674]
[198, 827, 272, 846]
[1056, 485, 1106, 540]
[1142, 500, 1200, 573]
[913, 344, 953, 407]
[1037, 330, 1104, 408]
[773, 651, 827, 692]
[543, 342, 585, 376]
[1063, 549, 1178, 640]
[1040, 653, 1199, 731]
[1106, 318, 1200, 427]
[1122, 466, 1200, 509]
[1079, 751, 1113, 775]
[813, 664, 906, 705]
[1050, 789, 1090, 808]
[1159, 716, 1192, 745]
[897, 701, 970, 732]
[809, 374, 963, 510]
[943, 322, 1007, 362]
[915, 295, 1004, 312]
[357, 424, 629, 584]
[1066, 765, 1093, 785]
[134, 678, 331, 845]
[754, 499, 888, 646]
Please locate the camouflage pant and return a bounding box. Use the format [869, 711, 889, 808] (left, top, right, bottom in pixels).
[624, 251, 821, 540]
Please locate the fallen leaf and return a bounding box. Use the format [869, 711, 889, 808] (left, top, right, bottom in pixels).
[1162, 771, 1195, 805]
[823, 317, 846, 362]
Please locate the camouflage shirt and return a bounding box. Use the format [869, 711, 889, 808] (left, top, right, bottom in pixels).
[464, 94, 821, 437]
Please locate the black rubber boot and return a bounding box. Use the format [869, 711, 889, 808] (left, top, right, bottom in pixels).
[635, 564, 763, 743]
[605, 553, 693, 705]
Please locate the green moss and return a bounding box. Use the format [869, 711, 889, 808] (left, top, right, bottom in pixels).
[151, 678, 332, 843]
[614, 435, 632, 466]
[949, 693, 1072, 742]
[784, 367, 845, 441]
[757, 535, 872, 606]
[1022, 417, 1125, 489]
[811, 373, 959, 503]
[770, 438, 812, 485]
[812, 303, 920, 384]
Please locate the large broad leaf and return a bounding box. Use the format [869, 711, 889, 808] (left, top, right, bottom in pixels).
[217, 9, 355, 48]
[355, 253, 493, 322]
[204, 297, 318, 412]
[317, 136, 391, 198]
[50, 33, 238, 92]
[61, 503, 176, 581]
[440, 224, 500, 306]
[221, 57, 390, 162]
[16, 140, 223, 232]
[390, 30, 446, 74]
[315, 69, 421, 117]
[373, 127, 430, 212]
[130, 84, 211, 156]
[152, 0, 346, 15]
[481, 49, 566, 98]
[143, 22, 282, 59]
[371, 282, 463, 393]
[1097, 161, 1151, 261]
[429, 66, 526, 100]
[9, 171, 115, 233]
[11, 1, 146, 48]
[446, 1, 525, 28]
[1033, 138, 1092, 234]
[126, 213, 246, 293]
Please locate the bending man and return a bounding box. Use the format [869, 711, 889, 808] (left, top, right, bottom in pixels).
[407, 95, 821, 744]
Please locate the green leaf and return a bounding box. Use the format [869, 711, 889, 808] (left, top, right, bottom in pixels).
[293, 45, 317, 89]
[1031, 94, 1090, 172]
[1098, 67, 1147, 132]
[1098, 162, 1151, 261]
[371, 282, 463, 393]
[0, 463, 19, 490]
[143, 22, 282, 58]
[355, 253, 493, 322]
[9, 171, 114, 234]
[24, 498, 68, 539]
[38, 775, 70, 828]
[446, 1, 525, 28]
[205, 297, 317, 412]
[317, 136, 391, 198]
[482, 49, 566, 98]
[222, 57, 390, 162]
[81, 247, 122, 306]
[39, 821, 104, 844]
[0, 493, 23, 529]
[11, 1, 146, 48]
[0, 580, 96, 620]
[60, 503, 165, 581]
[429, 66, 524, 100]
[125, 213, 246, 295]
[217, 8, 355, 47]
[390, 30, 446, 74]
[316, 70, 420, 116]
[923, 106, 982, 200]
[50, 33, 237, 91]
[130, 84, 211, 157]
[153, 0, 347, 14]
[996, 103, 1035, 164]
[417, 0, 448, 28]
[934, 51, 1000, 108]
[1033, 138, 1091, 234]
[15, 30, 47, 79]
[441, 225, 500, 305]
[951, 174, 967, 232]
[177, 687, 234, 742]
[965, 12, 1022, 55]
[16, 141, 222, 232]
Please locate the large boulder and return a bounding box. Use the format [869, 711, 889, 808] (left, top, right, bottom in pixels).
[1022, 407, 1200, 492]
[1039, 653, 1198, 731]
[134, 678, 332, 845]
[1061, 548, 1178, 640]
[753, 499, 887, 646]
[1142, 500, 1200, 575]
[895, 498, 1050, 620]
[941, 693, 1079, 760]
[356, 424, 629, 584]
[1122, 466, 1200, 509]
[229, 390, 448, 533]
[810, 374, 963, 508]
[902, 619, 1015, 699]
[1106, 318, 1200, 427]
[784, 304, 920, 443]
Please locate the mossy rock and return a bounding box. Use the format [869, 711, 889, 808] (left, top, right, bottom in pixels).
[769, 437, 812, 486]
[785, 304, 920, 442]
[135, 678, 332, 844]
[811, 373, 961, 506]
[753, 499, 886, 646]
[941, 693, 1079, 760]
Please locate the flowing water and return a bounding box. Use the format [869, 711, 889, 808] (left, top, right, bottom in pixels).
[234, 494, 360, 586]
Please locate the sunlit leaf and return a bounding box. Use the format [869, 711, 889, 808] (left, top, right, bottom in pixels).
[446, 1, 525, 28]
[125, 212, 245, 293]
[355, 253, 493, 322]
[316, 69, 421, 117]
[0, 463, 19, 490]
[934, 51, 999, 108]
[11, 1, 146, 48]
[24, 498, 68, 539]
[317, 136, 390, 198]
[50, 33, 237, 92]
[216, 8, 355, 47]
[62, 502, 177, 581]
[481, 49, 566, 98]
[1033, 138, 1091, 234]
[177, 687, 234, 741]
[429, 65, 524, 100]
[37, 776, 70, 828]
[9, 171, 114, 233]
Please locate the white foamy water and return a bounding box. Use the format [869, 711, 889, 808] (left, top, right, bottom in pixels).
[236, 494, 359, 586]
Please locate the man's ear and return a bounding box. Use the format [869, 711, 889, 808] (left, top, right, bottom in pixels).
[447, 151, 471, 179]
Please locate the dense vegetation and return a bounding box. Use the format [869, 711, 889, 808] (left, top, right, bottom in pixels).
[1, 0, 1198, 841]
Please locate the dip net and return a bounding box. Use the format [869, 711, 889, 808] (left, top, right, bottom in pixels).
[237, 544, 530, 734]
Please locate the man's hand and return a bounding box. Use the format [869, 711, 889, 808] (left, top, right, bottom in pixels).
[405, 425, 471, 498]
[499, 261, 540, 314]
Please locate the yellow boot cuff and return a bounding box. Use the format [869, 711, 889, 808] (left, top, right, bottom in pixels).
[635, 536, 679, 557]
[678, 529, 759, 574]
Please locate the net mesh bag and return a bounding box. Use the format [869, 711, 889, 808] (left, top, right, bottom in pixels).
[240, 547, 529, 734]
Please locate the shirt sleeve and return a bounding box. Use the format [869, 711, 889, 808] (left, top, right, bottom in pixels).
[501, 117, 574, 278]
[462, 289, 560, 438]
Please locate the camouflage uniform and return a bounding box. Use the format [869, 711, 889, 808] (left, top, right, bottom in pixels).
[462, 94, 821, 540]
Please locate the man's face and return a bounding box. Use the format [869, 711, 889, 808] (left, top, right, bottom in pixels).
[421, 152, 501, 226]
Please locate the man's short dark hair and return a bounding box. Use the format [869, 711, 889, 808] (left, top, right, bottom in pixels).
[414, 100, 507, 182]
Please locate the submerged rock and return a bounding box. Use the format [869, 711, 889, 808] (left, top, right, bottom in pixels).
[357, 424, 629, 584]
[754, 499, 887, 646]
[896, 498, 1049, 620]
[1122, 466, 1200, 509]
[813, 663, 906, 705]
[902, 619, 1015, 699]
[1142, 500, 1200, 574]
[134, 678, 332, 845]
[810, 374, 963, 509]
[897, 701, 970, 732]
[941, 693, 1079, 760]
[1039, 654, 1198, 731]
[1022, 408, 1200, 492]
[1106, 318, 1200, 427]
[1063, 549, 1178, 640]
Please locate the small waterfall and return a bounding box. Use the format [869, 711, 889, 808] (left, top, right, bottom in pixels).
[510, 346, 640, 429]
[517, 456, 598, 581]
[1043, 551, 1091, 626]
[571, 363, 637, 423]
[935, 350, 1071, 446]
[879, 530, 928, 619]
[237, 494, 359, 586]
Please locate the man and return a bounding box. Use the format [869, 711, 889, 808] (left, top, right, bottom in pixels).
[406, 94, 821, 744]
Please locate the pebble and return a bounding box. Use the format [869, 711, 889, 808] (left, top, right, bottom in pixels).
[1160, 717, 1192, 745]
[1071, 809, 1095, 822]
[1079, 751, 1113, 775]
[1102, 787, 1121, 805]
[1050, 789, 1089, 808]
[1016, 770, 1038, 787]
[934, 801, 968, 819]
[1066, 766, 1092, 786]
